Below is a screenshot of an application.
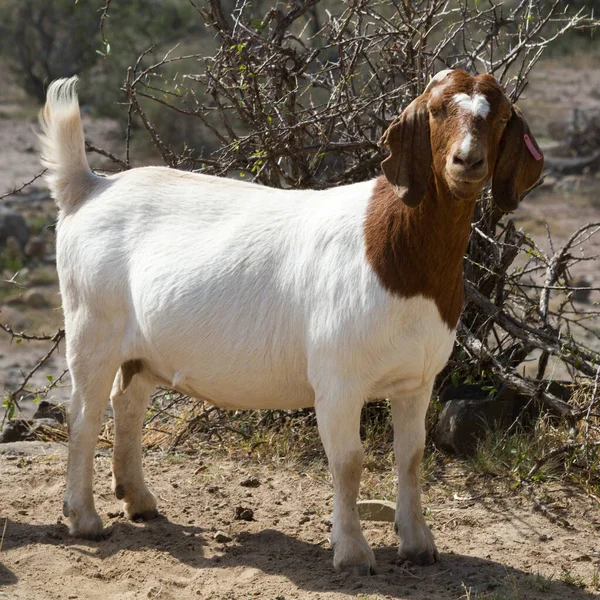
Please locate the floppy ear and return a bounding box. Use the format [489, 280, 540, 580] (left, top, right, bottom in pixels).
[379, 95, 432, 208]
[492, 106, 544, 212]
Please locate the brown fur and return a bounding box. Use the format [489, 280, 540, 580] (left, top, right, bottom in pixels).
[118, 359, 143, 392]
[365, 175, 475, 328]
[367, 70, 543, 329]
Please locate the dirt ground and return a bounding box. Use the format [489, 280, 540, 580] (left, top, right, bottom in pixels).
[1, 442, 600, 600]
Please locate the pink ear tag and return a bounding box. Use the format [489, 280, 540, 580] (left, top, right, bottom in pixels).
[524, 134, 542, 161]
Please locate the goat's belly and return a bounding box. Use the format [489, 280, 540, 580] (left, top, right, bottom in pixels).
[136, 319, 316, 410]
[146, 361, 316, 410]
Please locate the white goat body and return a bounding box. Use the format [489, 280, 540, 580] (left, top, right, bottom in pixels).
[58, 166, 453, 409]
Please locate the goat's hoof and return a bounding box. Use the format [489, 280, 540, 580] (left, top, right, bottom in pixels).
[333, 535, 376, 575]
[68, 512, 106, 540]
[397, 519, 439, 566]
[341, 563, 375, 576]
[399, 545, 439, 566]
[130, 508, 160, 522]
[124, 489, 158, 522]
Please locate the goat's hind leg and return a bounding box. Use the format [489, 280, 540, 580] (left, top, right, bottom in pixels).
[64, 331, 121, 539]
[110, 362, 158, 521]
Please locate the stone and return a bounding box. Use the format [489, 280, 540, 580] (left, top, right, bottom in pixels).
[24, 235, 46, 261]
[0, 306, 29, 329]
[0, 441, 66, 457]
[357, 500, 396, 522]
[24, 289, 49, 308]
[0, 419, 31, 443]
[5, 236, 24, 262]
[33, 398, 66, 424]
[433, 384, 536, 456]
[214, 531, 232, 543]
[570, 277, 592, 303]
[3, 295, 24, 307]
[0, 208, 29, 250]
[240, 476, 260, 488]
[234, 506, 254, 521]
[0, 418, 62, 443]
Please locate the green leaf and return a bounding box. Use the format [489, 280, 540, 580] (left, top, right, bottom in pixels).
[15, 338, 22, 345]
[451, 371, 461, 388]
[46, 374, 53, 382]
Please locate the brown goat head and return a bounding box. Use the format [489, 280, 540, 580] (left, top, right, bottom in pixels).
[380, 69, 544, 210]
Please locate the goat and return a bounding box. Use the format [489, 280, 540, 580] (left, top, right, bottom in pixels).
[38, 69, 543, 574]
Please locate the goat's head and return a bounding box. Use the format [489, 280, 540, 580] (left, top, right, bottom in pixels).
[380, 69, 544, 211]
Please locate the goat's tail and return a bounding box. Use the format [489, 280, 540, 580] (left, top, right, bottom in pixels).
[38, 77, 98, 212]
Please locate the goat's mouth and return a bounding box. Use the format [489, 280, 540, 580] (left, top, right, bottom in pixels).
[446, 173, 487, 200]
[447, 169, 488, 185]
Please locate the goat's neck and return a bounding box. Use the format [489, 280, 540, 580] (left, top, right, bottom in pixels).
[364, 175, 477, 329]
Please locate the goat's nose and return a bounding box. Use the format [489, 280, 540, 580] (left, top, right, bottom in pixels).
[452, 152, 484, 170]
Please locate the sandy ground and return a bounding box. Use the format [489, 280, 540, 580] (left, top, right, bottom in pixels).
[1, 442, 600, 600]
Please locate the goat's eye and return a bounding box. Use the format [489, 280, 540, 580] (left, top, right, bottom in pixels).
[429, 106, 444, 118]
[498, 117, 509, 125]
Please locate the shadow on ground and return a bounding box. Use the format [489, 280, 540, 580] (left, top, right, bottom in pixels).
[1, 517, 596, 599]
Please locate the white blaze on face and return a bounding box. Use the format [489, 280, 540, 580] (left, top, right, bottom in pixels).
[460, 132, 473, 156]
[452, 93, 491, 119]
[453, 93, 490, 159]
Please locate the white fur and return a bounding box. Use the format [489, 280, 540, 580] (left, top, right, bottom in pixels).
[40, 77, 457, 569]
[57, 167, 454, 407]
[460, 132, 473, 156]
[424, 69, 453, 93]
[453, 92, 490, 118]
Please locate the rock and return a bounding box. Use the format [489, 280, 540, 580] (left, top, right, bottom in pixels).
[357, 500, 396, 522]
[0, 208, 29, 250]
[0, 419, 31, 443]
[570, 277, 592, 303]
[107, 511, 124, 519]
[234, 506, 254, 521]
[214, 530, 233, 543]
[0, 441, 66, 456]
[240, 476, 260, 488]
[3, 294, 24, 307]
[5, 236, 24, 262]
[434, 384, 536, 456]
[24, 289, 49, 308]
[0, 418, 62, 443]
[24, 235, 46, 260]
[33, 399, 66, 424]
[0, 306, 29, 329]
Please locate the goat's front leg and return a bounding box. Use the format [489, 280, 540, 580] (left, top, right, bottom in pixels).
[390, 382, 439, 565]
[314, 384, 375, 575]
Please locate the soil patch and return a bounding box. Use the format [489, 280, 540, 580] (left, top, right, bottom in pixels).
[1, 447, 599, 599]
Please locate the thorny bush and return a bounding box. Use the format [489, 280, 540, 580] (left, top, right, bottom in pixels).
[2, 0, 600, 483]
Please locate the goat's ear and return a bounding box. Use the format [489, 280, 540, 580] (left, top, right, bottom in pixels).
[492, 106, 544, 212]
[379, 96, 432, 208]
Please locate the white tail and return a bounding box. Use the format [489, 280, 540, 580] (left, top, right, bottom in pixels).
[38, 77, 99, 211]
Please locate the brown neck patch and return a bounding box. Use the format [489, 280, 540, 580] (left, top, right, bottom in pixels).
[364, 176, 476, 329]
